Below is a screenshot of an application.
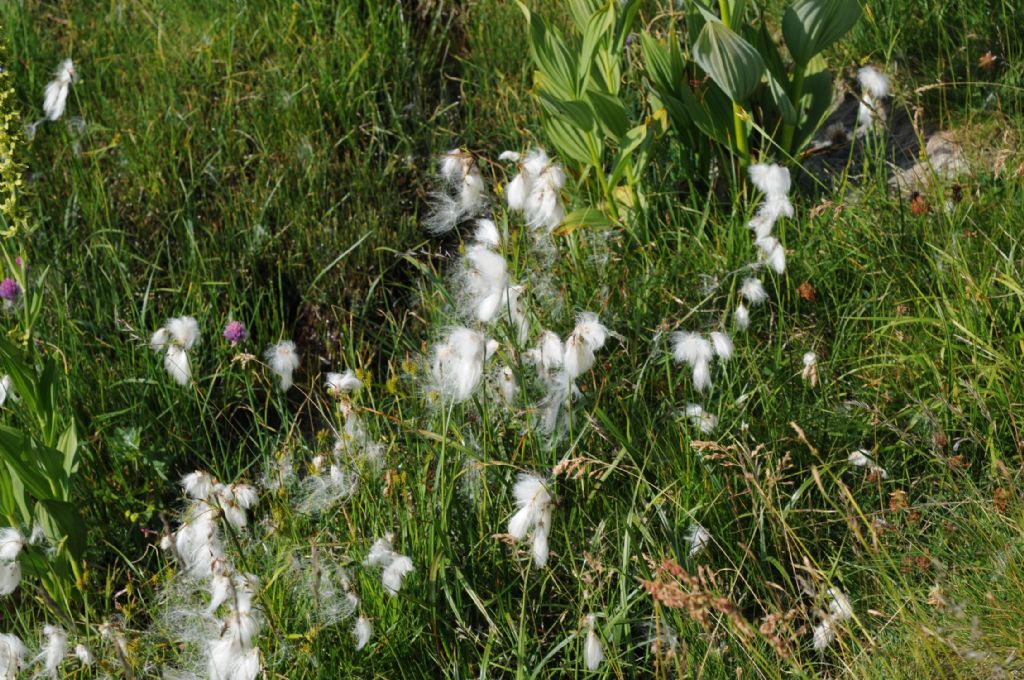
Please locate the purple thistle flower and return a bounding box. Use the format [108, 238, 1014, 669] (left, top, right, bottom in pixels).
[0, 278, 21, 302]
[222, 320, 248, 346]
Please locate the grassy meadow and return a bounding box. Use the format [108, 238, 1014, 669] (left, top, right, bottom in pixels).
[1, 0, 1023, 678]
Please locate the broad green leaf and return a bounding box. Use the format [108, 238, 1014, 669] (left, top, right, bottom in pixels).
[8, 468, 32, 526]
[783, 0, 862, 66]
[586, 89, 629, 139]
[553, 207, 615, 235]
[579, 6, 615, 91]
[609, 122, 653, 188]
[0, 426, 51, 500]
[692, 19, 765, 103]
[518, 3, 578, 101]
[611, 0, 642, 53]
[537, 92, 596, 133]
[795, 67, 835, 151]
[639, 32, 685, 95]
[544, 117, 595, 166]
[36, 499, 87, 560]
[58, 421, 78, 478]
[766, 71, 798, 125]
[567, 0, 604, 30]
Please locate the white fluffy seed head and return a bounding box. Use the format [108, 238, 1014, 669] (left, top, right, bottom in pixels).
[671, 332, 713, 367]
[734, 303, 750, 331]
[687, 523, 711, 558]
[74, 644, 94, 666]
[857, 66, 890, 100]
[562, 334, 595, 381]
[182, 471, 214, 500]
[265, 341, 300, 391]
[0, 528, 25, 562]
[848, 449, 871, 467]
[812, 619, 836, 650]
[473, 218, 501, 249]
[163, 345, 192, 386]
[353, 616, 372, 650]
[691, 359, 712, 392]
[828, 588, 854, 621]
[584, 620, 604, 671]
[166, 315, 201, 350]
[748, 163, 791, 197]
[381, 555, 414, 595]
[572, 312, 609, 351]
[42, 59, 75, 121]
[431, 327, 487, 402]
[0, 633, 27, 675]
[740, 278, 768, 306]
[149, 327, 170, 352]
[710, 332, 733, 361]
[325, 369, 362, 395]
[0, 560, 21, 595]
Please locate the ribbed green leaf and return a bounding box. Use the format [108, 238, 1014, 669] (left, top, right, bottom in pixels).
[586, 89, 629, 139]
[692, 19, 765, 103]
[782, 0, 862, 66]
[544, 117, 595, 166]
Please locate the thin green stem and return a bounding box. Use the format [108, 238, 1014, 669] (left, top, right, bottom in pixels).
[780, 63, 807, 155]
[732, 101, 750, 165]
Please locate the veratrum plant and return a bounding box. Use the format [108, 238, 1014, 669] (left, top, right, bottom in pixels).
[0, 243, 87, 613]
[518, 0, 658, 225]
[642, 0, 861, 164]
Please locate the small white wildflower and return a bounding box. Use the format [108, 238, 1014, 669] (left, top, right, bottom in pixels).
[584, 615, 604, 671]
[265, 340, 301, 391]
[43, 59, 75, 121]
[686, 523, 711, 558]
[353, 616, 372, 650]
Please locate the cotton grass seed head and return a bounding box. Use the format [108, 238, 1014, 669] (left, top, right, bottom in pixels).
[43, 59, 75, 121]
[265, 340, 300, 391]
[740, 278, 768, 306]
